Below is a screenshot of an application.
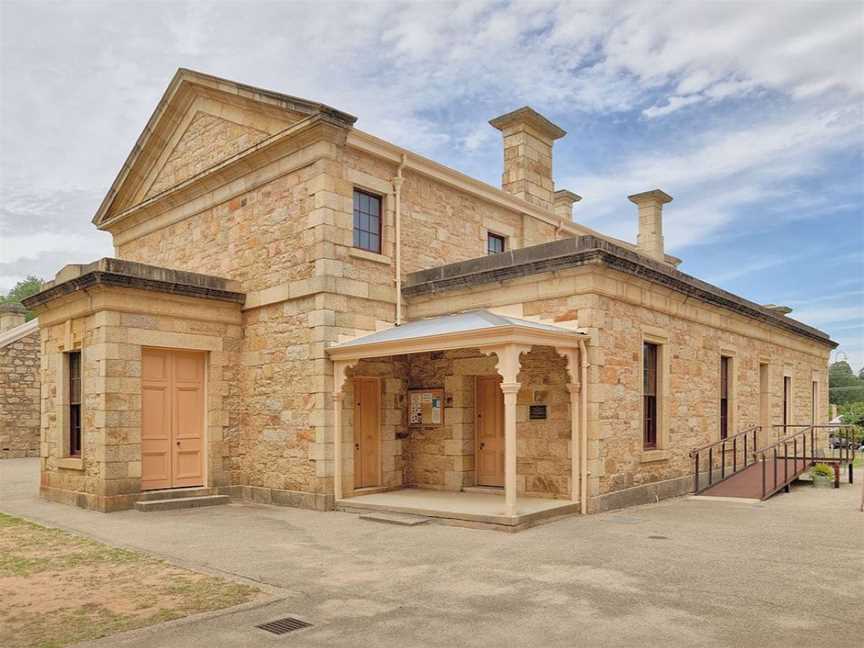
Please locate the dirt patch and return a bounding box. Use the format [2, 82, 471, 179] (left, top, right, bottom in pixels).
[0, 512, 264, 648]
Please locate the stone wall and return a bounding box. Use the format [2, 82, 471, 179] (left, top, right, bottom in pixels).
[0, 327, 41, 458]
[145, 112, 270, 199]
[35, 286, 242, 512]
[405, 262, 831, 511]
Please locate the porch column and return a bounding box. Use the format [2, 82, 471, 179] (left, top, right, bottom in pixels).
[556, 346, 582, 509]
[491, 343, 528, 518]
[501, 382, 521, 516]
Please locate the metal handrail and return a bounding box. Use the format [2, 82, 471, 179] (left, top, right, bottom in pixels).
[755, 426, 813, 499]
[690, 425, 760, 455]
[691, 426, 760, 494]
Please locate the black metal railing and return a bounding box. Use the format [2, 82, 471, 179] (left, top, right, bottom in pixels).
[690, 426, 760, 494]
[756, 426, 813, 499]
[771, 424, 858, 466]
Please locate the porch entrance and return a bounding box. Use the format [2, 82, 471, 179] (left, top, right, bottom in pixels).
[475, 375, 504, 487]
[141, 348, 205, 491]
[353, 377, 381, 488]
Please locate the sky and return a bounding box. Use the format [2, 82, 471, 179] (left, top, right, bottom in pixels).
[1, 0, 862, 367]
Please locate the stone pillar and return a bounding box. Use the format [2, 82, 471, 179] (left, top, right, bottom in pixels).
[553, 190, 581, 222]
[489, 107, 566, 211]
[628, 189, 672, 262]
[332, 360, 350, 502]
[501, 382, 520, 516]
[0, 303, 27, 332]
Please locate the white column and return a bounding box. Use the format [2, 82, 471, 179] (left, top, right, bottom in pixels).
[501, 382, 520, 517]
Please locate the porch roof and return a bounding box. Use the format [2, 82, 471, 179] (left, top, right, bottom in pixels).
[327, 310, 585, 360]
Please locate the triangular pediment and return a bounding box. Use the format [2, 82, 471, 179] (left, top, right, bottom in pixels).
[93, 69, 356, 227]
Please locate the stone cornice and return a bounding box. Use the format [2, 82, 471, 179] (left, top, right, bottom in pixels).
[403, 236, 837, 348]
[22, 258, 245, 311]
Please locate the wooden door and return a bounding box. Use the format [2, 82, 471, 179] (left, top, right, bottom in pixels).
[353, 378, 380, 488]
[475, 375, 504, 487]
[141, 349, 205, 490]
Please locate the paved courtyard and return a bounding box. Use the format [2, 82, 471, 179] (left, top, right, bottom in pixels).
[1, 458, 861, 648]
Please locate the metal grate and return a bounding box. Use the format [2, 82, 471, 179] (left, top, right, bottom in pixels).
[256, 617, 312, 635]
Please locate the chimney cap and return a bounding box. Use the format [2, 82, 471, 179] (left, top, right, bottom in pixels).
[489, 106, 566, 140]
[763, 304, 793, 316]
[0, 302, 27, 315]
[554, 189, 582, 204]
[628, 189, 673, 205]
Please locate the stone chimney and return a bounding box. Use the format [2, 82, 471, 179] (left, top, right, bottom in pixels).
[490, 107, 566, 211]
[0, 303, 27, 332]
[763, 304, 793, 316]
[553, 190, 581, 221]
[628, 189, 672, 262]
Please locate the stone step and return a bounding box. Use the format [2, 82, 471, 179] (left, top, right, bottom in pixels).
[136, 487, 215, 502]
[135, 495, 230, 512]
[358, 511, 430, 526]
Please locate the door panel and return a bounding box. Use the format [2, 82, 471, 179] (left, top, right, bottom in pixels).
[141, 348, 205, 490]
[476, 376, 504, 487]
[353, 378, 380, 488]
[142, 350, 172, 490]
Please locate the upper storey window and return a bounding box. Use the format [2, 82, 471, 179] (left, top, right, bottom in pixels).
[353, 189, 381, 254]
[487, 232, 506, 255]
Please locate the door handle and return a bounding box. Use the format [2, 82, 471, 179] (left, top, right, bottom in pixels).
[355, 443, 360, 450]
[480, 442, 485, 449]
[176, 441, 181, 446]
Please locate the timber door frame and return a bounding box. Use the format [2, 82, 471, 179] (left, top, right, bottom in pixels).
[141, 347, 207, 491]
[474, 374, 505, 488]
[352, 376, 382, 489]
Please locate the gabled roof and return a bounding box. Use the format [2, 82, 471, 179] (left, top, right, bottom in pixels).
[92, 68, 356, 227]
[327, 310, 585, 360]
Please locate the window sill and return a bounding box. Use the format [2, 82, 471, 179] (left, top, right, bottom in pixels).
[57, 457, 84, 471]
[349, 247, 392, 265]
[640, 449, 670, 463]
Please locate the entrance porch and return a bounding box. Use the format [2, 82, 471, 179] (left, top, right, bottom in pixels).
[327, 310, 589, 529]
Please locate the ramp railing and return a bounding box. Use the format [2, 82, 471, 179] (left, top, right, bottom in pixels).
[690, 426, 760, 494]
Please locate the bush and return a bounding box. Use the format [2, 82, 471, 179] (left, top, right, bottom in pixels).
[811, 463, 834, 479]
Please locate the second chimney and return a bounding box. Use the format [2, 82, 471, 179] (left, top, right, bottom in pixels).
[0, 303, 27, 332]
[628, 189, 672, 262]
[490, 107, 566, 211]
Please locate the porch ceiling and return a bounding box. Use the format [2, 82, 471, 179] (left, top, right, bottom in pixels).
[326, 310, 585, 360]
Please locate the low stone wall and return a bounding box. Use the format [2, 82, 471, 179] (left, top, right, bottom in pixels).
[0, 325, 41, 459]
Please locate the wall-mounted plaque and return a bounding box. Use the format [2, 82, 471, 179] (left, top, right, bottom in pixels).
[529, 404, 548, 420]
[408, 388, 444, 426]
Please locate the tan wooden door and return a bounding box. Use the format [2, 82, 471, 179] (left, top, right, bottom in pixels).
[475, 375, 504, 487]
[141, 349, 205, 490]
[353, 377, 380, 488]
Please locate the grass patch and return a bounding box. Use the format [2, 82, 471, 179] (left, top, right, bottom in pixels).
[0, 512, 263, 648]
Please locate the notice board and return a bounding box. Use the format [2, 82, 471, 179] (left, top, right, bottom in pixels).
[408, 388, 444, 427]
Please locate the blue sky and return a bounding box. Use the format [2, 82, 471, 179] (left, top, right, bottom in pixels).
[1, 1, 862, 367]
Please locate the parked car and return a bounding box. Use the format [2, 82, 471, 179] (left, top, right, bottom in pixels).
[828, 435, 854, 449]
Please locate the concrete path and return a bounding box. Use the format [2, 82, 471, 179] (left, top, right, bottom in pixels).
[1, 458, 861, 648]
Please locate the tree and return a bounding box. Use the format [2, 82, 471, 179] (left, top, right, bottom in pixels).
[859, 366, 864, 380]
[828, 360, 864, 406]
[839, 401, 864, 443]
[0, 276, 44, 321]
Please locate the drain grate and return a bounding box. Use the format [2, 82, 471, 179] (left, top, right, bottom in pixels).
[256, 617, 312, 635]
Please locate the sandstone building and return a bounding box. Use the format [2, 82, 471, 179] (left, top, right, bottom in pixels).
[0, 303, 41, 459]
[21, 70, 835, 526]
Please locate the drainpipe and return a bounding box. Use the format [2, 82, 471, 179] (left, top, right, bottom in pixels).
[392, 154, 406, 325]
[578, 337, 590, 514]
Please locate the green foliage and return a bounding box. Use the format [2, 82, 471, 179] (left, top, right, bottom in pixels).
[828, 361, 864, 406]
[810, 463, 834, 478]
[0, 276, 43, 321]
[839, 402, 864, 442]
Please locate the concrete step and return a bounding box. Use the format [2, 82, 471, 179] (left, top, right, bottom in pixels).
[358, 511, 430, 526]
[135, 495, 230, 512]
[136, 487, 215, 502]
